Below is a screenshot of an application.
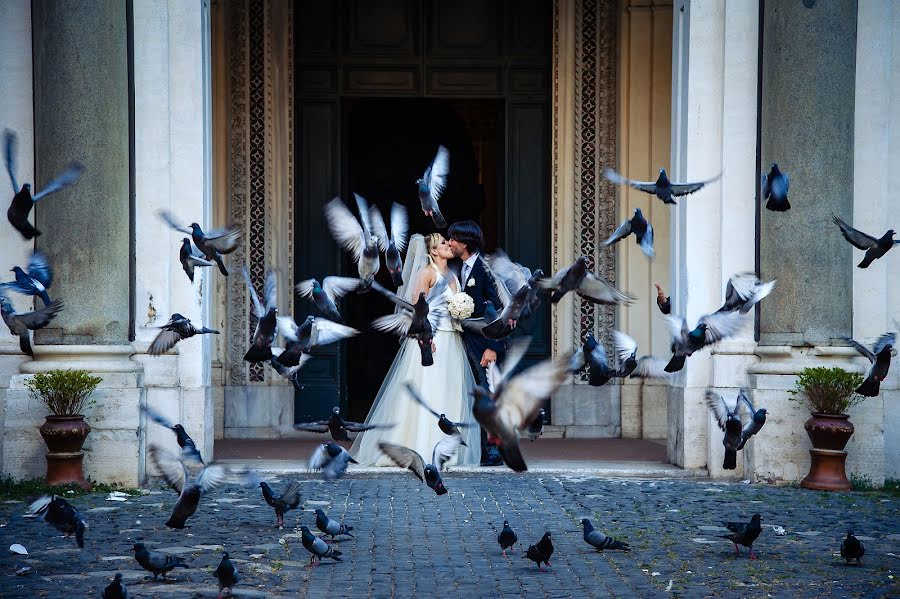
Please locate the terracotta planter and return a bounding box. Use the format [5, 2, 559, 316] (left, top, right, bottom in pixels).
[39, 415, 91, 489]
[801, 413, 854, 491]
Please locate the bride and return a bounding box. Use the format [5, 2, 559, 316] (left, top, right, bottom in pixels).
[350, 232, 480, 466]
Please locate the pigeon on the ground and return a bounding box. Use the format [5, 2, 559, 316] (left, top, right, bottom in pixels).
[324, 194, 381, 288]
[417, 145, 450, 228]
[841, 531, 864, 565]
[722, 514, 762, 559]
[370, 279, 448, 366]
[404, 382, 472, 444]
[148, 313, 219, 357]
[844, 332, 896, 397]
[1, 251, 54, 307]
[294, 406, 390, 442]
[378, 433, 462, 495]
[664, 310, 745, 372]
[295, 277, 360, 322]
[832, 215, 898, 268]
[179, 238, 214, 283]
[4, 129, 83, 239]
[158, 210, 241, 276]
[717, 273, 776, 314]
[369, 201, 409, 286]
[536, 256, 634, 305]
[214, 552, 239, 596]
[523, 532, 554, 571]
[309, 442, 357, 480]
[605, 167, 720, 205]
[102, 573, 127, 598]
[148, 444, 228, 529]
[315, 508, 355, 541]
[522, 408, 546, 442]
[613, 331, 671, 380]
[0, 293, 63, 356]
[25, 495, 86, 548]
[581, 519, 630, 551]
[603, 207, 654, 258]
[705, 390, 745, 470]
[498, 520, 518, 556]
[476, 339, 573, 471]
[259, 481, 301, 528]
[761, 163, 790, 211]
[141, 404, 204, 464]
[241, 268, 278, 363]
[301, 525, 343, 565]
[132, 542, 188, 580]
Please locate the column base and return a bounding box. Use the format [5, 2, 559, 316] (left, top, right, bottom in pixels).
[45, 452, 91, 490]
[801, 449, 851, 491]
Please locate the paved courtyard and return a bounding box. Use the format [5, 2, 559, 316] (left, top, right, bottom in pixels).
[1, 472, 898, 598]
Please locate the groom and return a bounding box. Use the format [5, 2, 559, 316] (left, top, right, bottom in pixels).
[447, 221, 505, 467]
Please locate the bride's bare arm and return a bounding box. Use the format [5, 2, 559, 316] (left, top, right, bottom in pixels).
[413, 267, 435, 300]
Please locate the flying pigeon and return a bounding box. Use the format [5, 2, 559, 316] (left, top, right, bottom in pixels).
[761, 163, 789, 211]
[4, 129, 83, 239]
[612, 331, 671, 380]
[148, 444, 228, 529]
[664, 310, 745, 372]
[0, 293, 63, 356]
[722, 514, 762, 559]
[309, 442, 357, 480]
[840, 531, 864, 565]
[605, 167, 720, 205]
[522, 408, 545, 442]
[268, 348, 311, 390]
[301, 525, 342, 565]
[735, 391, 767, 451]
[523, 532, 553, 571]
[1, 251, 54, 307]
[148, 313, 219, 357]
[259, 481, 301, 528]
[369, 201, 410, 286]
[315, 508, 355, 542]
[140, 404, 204, 464]
[276, 315, 360, 362]
[844, 332, 896, 397]
[242, 268, 278, 363]
[717, 273, 776, 314]
[483, 248, 543, 319]
[101, 573, 127, 599]
[705, 390, 746, 470]
[582, 333, 614, 386]
[158, 210, 241, 276]
[370, 279, 448, 366]
[295, 276, 360, 322]
[498, 520, 518, 556]
[179, 238, 214, 283]
[133, 543, 188, 581]
[214, 552, 239, 596]
[603, 208, 654, 258]
[25, 495, 86, 548]
[378, 433, 462, 495]
[536, 256, 634, 305]
[832, 214, 898, 268]
[417, 145, 450, 228]
[324, 194, 381, 288]
[581, 519, 630, 551]
[294, 406, 389, 442]
[474, 338, 573, 472]
[404, 382, 472, 444]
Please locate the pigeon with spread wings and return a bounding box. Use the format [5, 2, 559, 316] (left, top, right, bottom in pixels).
[242, 268, 279, 363]
[148, 444, 229, 529]
[308, 442, 357, 480]
[537, 256, 634, 306]
[379, 433, 462, 495]
[603, 207, 654, 259]
[0, 293, 63, 356]
[324, 194, 381, 288]
[605, 167, 720, 205]
[664, 310, 745, 373]
[417, 145, 450, 228]
[612, 331, 671, 380]
[158, 209, 241, 276]
[179, 238, 214, 283]
[148, 313, 219, 357]
[404, 382, 472, 443]
[369, 201, 409, 286]
[140, 404, 205, 464]
[717, 272, 776, 314]
[832, 214, 898, 269]
[1, 251, 55, 307]
[370, 279, 448, 366]
[294, 406, 391, 442]
[295, 276, 360, 322]
[844, 332, 896, 397]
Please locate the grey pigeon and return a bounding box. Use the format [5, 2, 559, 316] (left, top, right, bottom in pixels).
[158, 210, 241, 276]
[0, 293, 63, 356]
[483, 248, 544, 319]
[133, 542, 188, 580]
[179, 238, 214, 283]
[537, 256, 634, 305]
[295, 276, 360, 322]
[417, 145, 450, 228]
[242, 268, 278, 363]
[315, 508, 354, 541]
[844, 332, 896, 397]
[832, 214, 898, 268]
[268, 348, 311, 390]
[370, 279, 448, 366]
[277, 314, 359, 357]
[378, 433, 462, 495]
[25, 495, 85, 548]
[582, 333, 613, 387]
[606, 167, 720, 205]
[581, 519, 630, 551]
[603, 207, 654, 258]
[301, 525, 342, 565]
[735, 390, 767, 451]
[102, 573, 127, 598]
[1, 251, 54, 306]
[140, 404, 204, 464]
[324, 194, 381, 288]
[612, 331, 671, 380]
[148, 313, 219, 357]
[522, 408, 545, 442]
[498, 520, 518, 556]
[148, 444, 228, 529]
[404, 382, 471, 444]
[705, 390, 745, 470]
[664, 310, 745, 372]
[718, 272, 776, 314]
[294, 405, 389, 442]
[214, 552, 239, 595]
[369, 201, 410, 286]
[308, 442, 357, 480]
[4, 128, 83, 239]
[259, 481, 301, 528]
[841, 531, 864, 565]
[522, 532, 554, 571]
[722, 514, 762, 559]
[761, 163, 789, 211]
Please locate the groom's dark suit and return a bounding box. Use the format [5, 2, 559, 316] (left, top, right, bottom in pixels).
[451, 255, 505, 386]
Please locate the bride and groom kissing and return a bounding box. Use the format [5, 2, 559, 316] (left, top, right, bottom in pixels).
[350, 220, 509, 467]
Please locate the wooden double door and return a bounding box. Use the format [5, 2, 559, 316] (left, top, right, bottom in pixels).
[294, 0, 552, 422]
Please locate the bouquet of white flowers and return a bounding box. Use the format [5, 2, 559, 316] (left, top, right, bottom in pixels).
[447, 291, 475, 320]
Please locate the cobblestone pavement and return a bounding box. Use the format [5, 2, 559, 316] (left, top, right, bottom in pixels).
[1, 473, 898, 598]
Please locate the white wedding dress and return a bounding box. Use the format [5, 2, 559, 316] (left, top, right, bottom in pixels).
[350, 264, 480, 466]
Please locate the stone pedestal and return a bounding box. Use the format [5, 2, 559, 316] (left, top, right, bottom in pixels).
[802, 449, 851, 492]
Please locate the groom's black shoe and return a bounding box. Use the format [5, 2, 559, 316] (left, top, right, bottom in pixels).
[480, 446, 503, 467]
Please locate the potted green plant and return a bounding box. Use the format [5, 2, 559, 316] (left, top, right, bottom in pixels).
[26, 369, 102, 489]
[788, 366, 865, 491]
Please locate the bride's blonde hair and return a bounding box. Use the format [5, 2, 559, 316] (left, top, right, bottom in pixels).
[424, 232, 443, 265]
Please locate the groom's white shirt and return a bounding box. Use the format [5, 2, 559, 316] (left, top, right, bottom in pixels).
[461, 252, 479, 286]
